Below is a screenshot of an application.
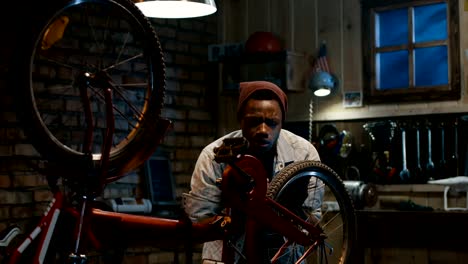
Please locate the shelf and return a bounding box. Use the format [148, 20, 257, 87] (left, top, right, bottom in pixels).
[217, 51, 288, 64]
[219, 50, 307, 93]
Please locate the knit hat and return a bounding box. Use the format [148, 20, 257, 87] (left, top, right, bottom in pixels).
[237, 81, 288, 121]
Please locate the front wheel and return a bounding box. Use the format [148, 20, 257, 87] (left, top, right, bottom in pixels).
[266, 161, 357, 264]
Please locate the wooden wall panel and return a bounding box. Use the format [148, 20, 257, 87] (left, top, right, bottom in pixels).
[286, 0, 317, 123]
[342, 0, 363, 93]
[221, 0, 249, 42]
[316, 0, 342, 75]
[292, 0, 317, 53]
[247, 0, 270, 34]
[314, 0, 344, 112]
[218, 0, 468, 122]
[270, 0, 291, 50]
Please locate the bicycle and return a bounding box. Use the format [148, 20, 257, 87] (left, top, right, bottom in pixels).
[0, 138, 356, 264]
[1, 0, 357, 263]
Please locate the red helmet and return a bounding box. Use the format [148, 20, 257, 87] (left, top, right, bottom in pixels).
[245, 31, 282, 53]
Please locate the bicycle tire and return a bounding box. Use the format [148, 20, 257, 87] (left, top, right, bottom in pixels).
[14, 0, 166, 180]
[266, 161, 357, 264]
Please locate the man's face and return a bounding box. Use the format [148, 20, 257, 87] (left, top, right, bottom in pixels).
[240, 98, 282, 155]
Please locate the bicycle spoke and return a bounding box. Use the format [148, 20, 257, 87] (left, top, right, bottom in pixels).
[104, 53, 145, 72]
[320, 211, 341, 230]
[37, 54, 89, 73]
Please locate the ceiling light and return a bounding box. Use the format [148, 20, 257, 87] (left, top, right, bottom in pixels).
[134, 0, 217, 19]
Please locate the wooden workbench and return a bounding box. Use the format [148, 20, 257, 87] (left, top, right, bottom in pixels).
[354, 200, 468, 263]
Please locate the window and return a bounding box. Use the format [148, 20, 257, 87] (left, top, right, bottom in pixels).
[362, 0, 460, 103]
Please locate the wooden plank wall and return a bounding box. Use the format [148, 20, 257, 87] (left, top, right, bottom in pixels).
[216, 0, 363, 134]
[214, 1, 468, 261]
[216, 0, 468, 132]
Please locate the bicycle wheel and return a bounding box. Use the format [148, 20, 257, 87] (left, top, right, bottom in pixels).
[266, 161, 356, 264]
[14, 0, 165, 180]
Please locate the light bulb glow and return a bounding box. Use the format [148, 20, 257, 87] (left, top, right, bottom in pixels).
[135, 1, 217, 18]
[314, 87, 331, 97]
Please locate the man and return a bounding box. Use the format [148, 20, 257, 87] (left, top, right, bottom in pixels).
[183, 80, 321, 263]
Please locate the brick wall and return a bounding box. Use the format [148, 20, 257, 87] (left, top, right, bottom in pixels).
[0, 1, 218, 262]
[153, 17, 219, 197]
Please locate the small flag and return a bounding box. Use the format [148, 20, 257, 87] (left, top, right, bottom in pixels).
[312, 42, 331, 73]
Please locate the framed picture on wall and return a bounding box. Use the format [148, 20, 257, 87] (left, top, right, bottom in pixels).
[343, 91, 363, 108]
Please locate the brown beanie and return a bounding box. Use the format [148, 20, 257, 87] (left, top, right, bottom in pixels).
[237, 81, 288, 121]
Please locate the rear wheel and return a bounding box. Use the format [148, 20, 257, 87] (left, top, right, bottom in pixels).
[266, 161, 357, 263]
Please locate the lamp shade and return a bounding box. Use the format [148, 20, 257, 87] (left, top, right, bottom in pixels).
[309, 71, 337, 97]
[135, 0, 217, 18]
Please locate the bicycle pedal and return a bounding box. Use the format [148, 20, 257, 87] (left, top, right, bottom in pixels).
[68, 253, 87, 264]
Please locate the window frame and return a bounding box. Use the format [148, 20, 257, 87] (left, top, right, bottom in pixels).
[361, 0, 460, 104]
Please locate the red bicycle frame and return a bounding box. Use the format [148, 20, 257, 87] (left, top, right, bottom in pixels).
[4, 156, 322, 264]
[2, 71, 324, 264]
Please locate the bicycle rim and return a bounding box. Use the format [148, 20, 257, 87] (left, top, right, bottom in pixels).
[266, 161, 356, 264]
[16, 0, 165, 179]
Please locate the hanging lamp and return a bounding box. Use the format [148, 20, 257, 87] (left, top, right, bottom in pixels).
[309, 71, 338, 97]
[134, 0, 217, 18]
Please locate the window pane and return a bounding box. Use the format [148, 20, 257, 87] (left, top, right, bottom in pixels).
[414, 3, 447, 43]
[377, 50, 409, 90]
[376, 8, 408, 47]
[414, 46, 448, 86]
